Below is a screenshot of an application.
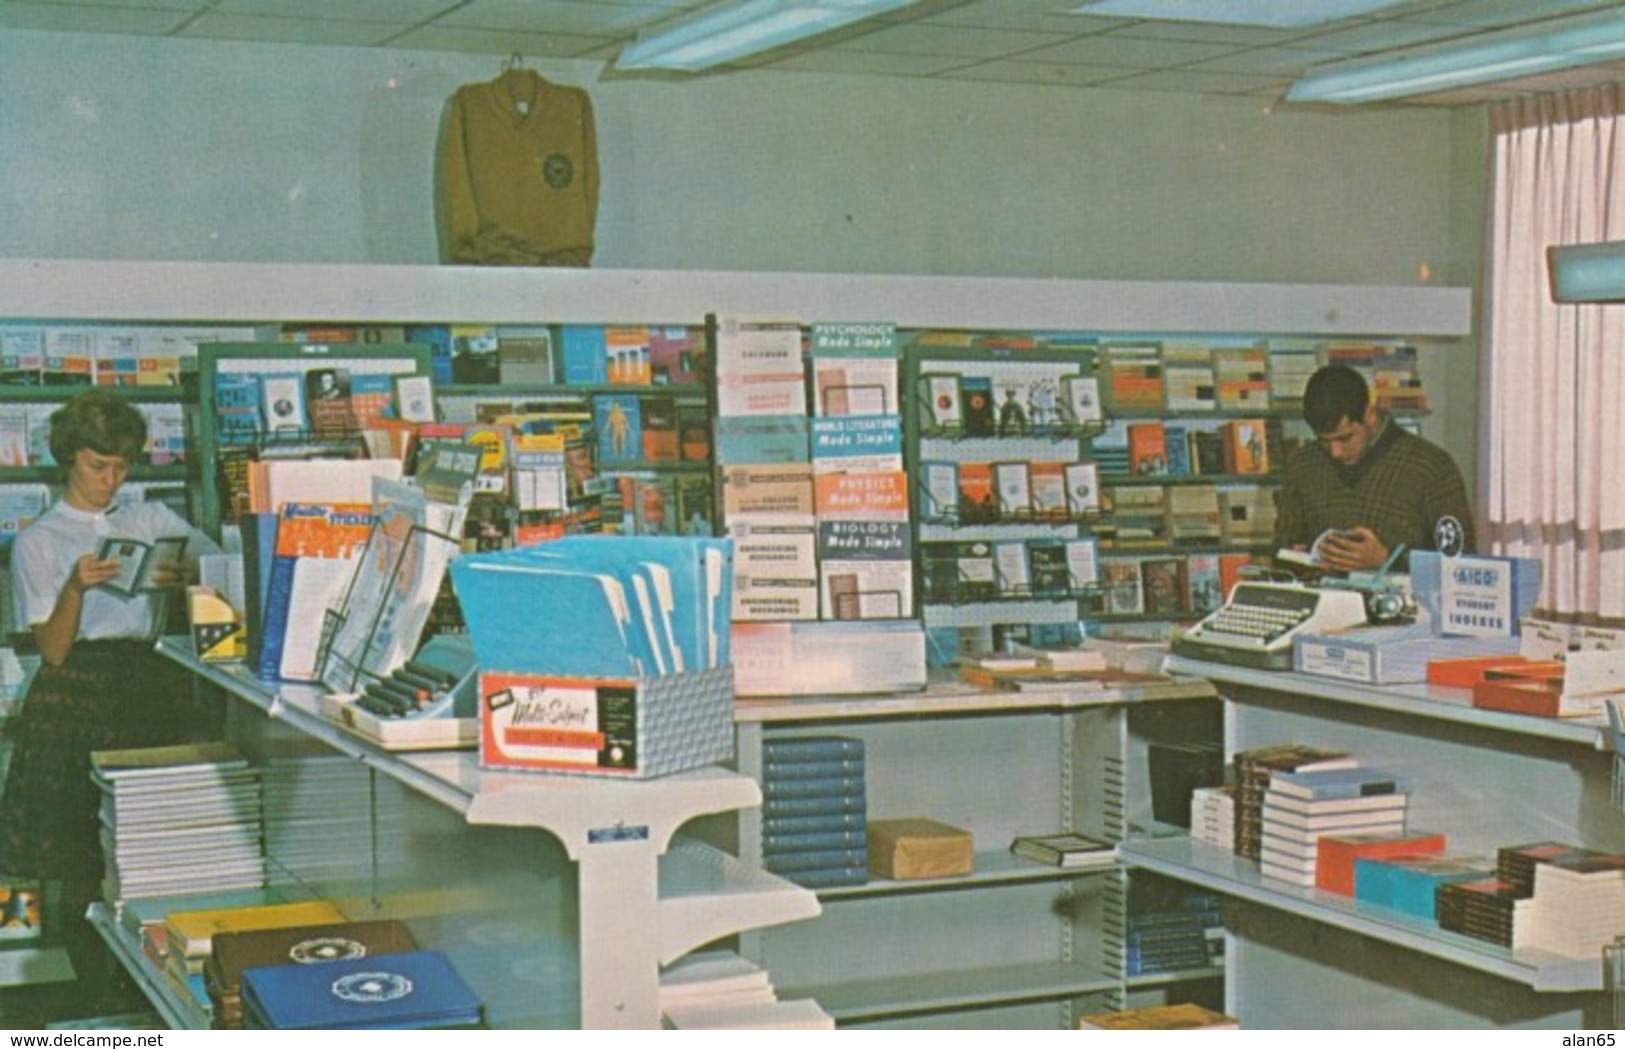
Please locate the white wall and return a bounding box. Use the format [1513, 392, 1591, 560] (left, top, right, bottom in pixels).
[0, 28, 1474, 288]
[0, 27, 1485, 487]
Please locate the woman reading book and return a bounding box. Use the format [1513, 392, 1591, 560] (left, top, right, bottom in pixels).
[0, 389, 219, 1013]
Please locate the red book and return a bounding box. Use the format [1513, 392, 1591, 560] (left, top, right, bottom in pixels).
[1427, 655, 1538, 688]
[1316, 830, 1446, 896]
[1127, 422, 1168, 476]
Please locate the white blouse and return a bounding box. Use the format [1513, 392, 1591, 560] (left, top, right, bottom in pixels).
[11, 499, 219, 642]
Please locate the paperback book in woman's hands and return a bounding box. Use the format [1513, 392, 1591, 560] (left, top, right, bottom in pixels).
[98, 535, 186, 596]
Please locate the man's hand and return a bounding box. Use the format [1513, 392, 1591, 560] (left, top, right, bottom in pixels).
[1318, 526, 1387, 573]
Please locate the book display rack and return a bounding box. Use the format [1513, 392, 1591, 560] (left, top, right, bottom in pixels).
[1128, 656, 1625, 1027]
[1, 260, 1481, 1027]
[733, 676, 1219, 1028]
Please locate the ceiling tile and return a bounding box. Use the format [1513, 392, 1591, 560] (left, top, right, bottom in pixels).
[178, 13, 405, 46]
[1020, 33, 1236, 67]
[441, 0, 675, 37]
[935, 58, 1135, 89]
[1092, 67, 1287, 95]
[0, 2, 191, 34]
[387, 24, 613, 58]
[1187, 45, 1347, 76]
[830, 22, 1076, 59]
[1101, 19, 1296, 47]
[765, 47, 976, 78]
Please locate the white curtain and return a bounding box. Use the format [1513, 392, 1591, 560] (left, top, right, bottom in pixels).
[1485, 85, 1625, 624]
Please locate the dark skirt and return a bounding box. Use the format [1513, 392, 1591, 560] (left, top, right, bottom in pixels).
[0, 640, 219, 885]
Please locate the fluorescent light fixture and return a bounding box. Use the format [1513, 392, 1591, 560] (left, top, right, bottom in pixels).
[614, 0, 916, 72]
[1070, 1, 1406, 30]
[1549, 241, 1625, 304]
[1287, 8, 1625, 103]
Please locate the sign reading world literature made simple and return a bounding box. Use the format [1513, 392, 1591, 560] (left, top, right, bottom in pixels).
[1438, 555, 1519, 638]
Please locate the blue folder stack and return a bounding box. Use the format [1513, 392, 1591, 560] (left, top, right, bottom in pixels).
[760, 736, 869, 889]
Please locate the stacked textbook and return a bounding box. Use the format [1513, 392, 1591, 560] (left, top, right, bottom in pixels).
[759, 736, 868, 889]
[91, 742, 265, 904]
[206, 918, 417, 1030]
[1258, 765, 1410, 887]
[659, 949, 834, 1030]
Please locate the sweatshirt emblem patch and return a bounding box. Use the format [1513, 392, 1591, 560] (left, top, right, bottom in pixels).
[543, 154, 575, 190]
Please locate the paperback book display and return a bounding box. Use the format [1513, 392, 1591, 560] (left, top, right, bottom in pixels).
[1259, 765, 1412, 887]
[91, 742, 265, 905]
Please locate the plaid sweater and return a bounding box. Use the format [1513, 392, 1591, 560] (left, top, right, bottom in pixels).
[1274, 420, 1475, 565]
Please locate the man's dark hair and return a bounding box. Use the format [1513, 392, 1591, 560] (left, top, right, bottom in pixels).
[1302, 365, 1370, 434]
[48, 388, 147, 468]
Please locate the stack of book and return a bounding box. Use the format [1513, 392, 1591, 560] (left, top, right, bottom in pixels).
[1231, 744, 1354, 862]
[1212, 345, 1271, 410]
[1101, 343, 1164, 410]
[1495, 841, 1625, 958]
[91, 742, 265, 905]
[659, 949, 834, 1030]
[205, 918, 417, 1030]
[1436, 876, 1528, 948]
[1115, 892, 1224, 976]
[1190, 785, 1235, 850]
[241, 949, 483, 1029]
[1259, 766, 1411, 887]
[760, 736, 868, 889]
[259, 755, 381, 888]
[164, 899, 348, 998]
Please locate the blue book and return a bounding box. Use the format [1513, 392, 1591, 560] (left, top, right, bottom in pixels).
[404, 325, 454, 386]
[1269, 766, 1408, 801]
[763, 847, 869, 875]
[781, 866, 869, 889]
[763, 736, 865, 762]
[762, 828, 869, 855]
[761, 774, 867, 801]
[761, 793, 866, 819]
[558, 325, 608, 385]
[1354, 854, 1491, 919]
[242, 950, 481, 1030]
[762, 757, 867, 781]
[762, 811, 868, 838]
[594, 394, 642, 464]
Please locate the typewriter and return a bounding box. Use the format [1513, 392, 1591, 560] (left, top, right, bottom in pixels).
[1173, 582, 1369, 671]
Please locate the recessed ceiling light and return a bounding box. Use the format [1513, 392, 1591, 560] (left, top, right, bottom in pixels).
[1070, 1, 1408, 30]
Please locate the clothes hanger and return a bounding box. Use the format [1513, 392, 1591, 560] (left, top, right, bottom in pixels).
[497, 53, 539, 113]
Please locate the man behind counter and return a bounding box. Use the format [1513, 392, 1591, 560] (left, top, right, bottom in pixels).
[1275, 364, 1475, 574]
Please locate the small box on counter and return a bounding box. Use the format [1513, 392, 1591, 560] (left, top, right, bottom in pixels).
[867, 818, 973, 880]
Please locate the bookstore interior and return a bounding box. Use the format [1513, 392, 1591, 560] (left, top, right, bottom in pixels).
[1, 1, 1624, 1034]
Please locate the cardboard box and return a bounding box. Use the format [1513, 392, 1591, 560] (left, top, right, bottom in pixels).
[867, 818, 973, 880]
[1294, 625, 1523, 685]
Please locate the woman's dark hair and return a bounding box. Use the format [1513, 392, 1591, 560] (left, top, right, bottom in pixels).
[1302, 365, 1371, 434]
[48, 389, 148, 468]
